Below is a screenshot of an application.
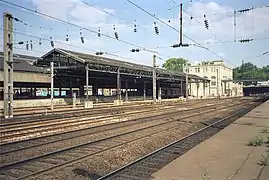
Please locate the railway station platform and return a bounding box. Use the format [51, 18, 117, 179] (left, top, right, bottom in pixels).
[151, 100, 269, 180]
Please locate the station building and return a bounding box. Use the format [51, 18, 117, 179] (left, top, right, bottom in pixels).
[1, 48, 211, 108]
[188, 60, 243, 97]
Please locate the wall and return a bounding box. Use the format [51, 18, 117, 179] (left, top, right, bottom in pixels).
[0, 98, 70, 109]
[188, 61, 237, 97]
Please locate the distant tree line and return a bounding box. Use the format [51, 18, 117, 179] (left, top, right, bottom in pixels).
[162, 58, 269, 81]
[233, 62, 269, 81]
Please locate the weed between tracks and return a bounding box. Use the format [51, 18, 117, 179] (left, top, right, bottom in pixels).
[247, 136, 264, 147]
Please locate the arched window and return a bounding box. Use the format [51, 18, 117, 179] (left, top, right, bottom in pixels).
[211, 76, 216, 80]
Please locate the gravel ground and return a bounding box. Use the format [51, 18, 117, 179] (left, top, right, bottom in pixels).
[33, 104, 246, 180]
[0, 100, 225, 144]
[0, 98, 252, 180]
[0, 102, 234, 166]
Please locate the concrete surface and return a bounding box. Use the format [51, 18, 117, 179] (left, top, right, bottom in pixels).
[152, 100, 269, 180]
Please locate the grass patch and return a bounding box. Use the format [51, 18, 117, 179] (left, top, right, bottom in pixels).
[247, 136, 264, 147]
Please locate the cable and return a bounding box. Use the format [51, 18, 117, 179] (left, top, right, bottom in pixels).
[0, 0, 169, 58]
[147, 37, 269, 50]
[0, 28, 142, 61]
[126, 0, 228, 62]
[257, 50, 269, 58]
[208, 4, 268, 16]
[81, 1, 173, 43]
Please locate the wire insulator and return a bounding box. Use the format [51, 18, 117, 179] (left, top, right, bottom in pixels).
[66, 29, 69, 41]
[204, 14, 209, 29]
[26, 41, 29, 50]
[113, 25, 119, 39]
[50, 37, 54, 48]
[80, 29, 84, 44]
[98, 27, 101, 37]
[154, 22, 159, 35]
[134, 20, 137, 32]
[114, 32, 119, 40]
[30, 40, 33, 50]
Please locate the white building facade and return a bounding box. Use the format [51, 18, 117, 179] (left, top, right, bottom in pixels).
[188, 60, 243, 97]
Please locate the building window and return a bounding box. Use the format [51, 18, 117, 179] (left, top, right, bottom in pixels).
[204, 76, 208, 79]
[223, 76, 227, 79]
[211, 76, 216, 80]
[211, 81, 216, 86]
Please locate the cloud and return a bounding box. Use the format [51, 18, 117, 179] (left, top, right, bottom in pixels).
[183, 2, 269, 42]
[34, 0, 113, 25]
[33, 0, 76, 20]
[29, 0, 268, 67]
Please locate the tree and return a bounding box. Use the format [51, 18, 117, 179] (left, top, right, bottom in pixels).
[233, 62, 269, 82]
[162, 58, 187, 72]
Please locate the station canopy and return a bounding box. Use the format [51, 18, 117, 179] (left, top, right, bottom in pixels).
[36, 48, 209, 82]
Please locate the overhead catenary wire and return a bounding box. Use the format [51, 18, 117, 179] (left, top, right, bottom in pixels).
[126, 0, 228, 62]
[81, 1, 173, 42]
[170, 0, 234, 52]
[0, 0, 170, 58]
[207, 4, 268, 16]
[147, 37, 269, 49]
[0, 28, 144, 61]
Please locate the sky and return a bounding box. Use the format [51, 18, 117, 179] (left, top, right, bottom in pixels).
[0, 0, 268, 68]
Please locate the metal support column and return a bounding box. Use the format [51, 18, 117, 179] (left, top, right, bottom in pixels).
[179, 3, 183, 44]
[143, 81, 146, 101]
[196, 81, 199, 97]
[3, 13, 13, 118]
[180, 78, 183, 96]
[85, 63, 89, 100]
[125, 80, 128, 101]
[50, 61, 54, 110]
[185, 61, 188, 100]
[152, 55, 157, 104]
[216, 68, 220, 97]
[209, 82, 211, 96]
[117, 67, 121, 101]
[158, 85, 162, 101]
[203, 81, 206, 97]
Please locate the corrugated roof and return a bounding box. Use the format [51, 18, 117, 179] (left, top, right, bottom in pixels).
[0, 52, 47, 73]
[52, 48, 207, 81]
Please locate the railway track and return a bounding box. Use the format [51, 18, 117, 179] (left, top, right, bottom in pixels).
[0, 99, 237, 144]
[0, 99, 254, 180]
[0, 97, 240, 120]
[0, 100, 237, 156]
[98, 101, 261, 180]
[0, 102, 149, 121]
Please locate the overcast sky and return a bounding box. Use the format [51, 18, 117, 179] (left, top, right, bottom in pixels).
[0, 0, 268, 68]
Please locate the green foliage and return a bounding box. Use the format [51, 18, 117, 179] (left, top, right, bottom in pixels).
[247, 136, 264, 146]
[162, 58, 187, 72]
[233, 62, 269, 82]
